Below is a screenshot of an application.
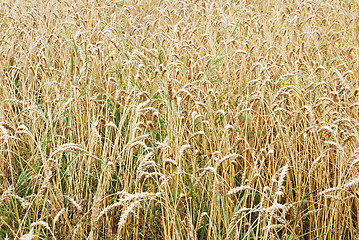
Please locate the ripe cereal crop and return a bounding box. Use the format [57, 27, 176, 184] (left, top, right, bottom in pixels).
[1, 0, 359, 239]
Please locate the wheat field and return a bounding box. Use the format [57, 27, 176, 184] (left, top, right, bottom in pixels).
[0, 0, 359, 239]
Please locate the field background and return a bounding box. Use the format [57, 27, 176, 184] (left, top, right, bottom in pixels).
[1, 0, 359, 239]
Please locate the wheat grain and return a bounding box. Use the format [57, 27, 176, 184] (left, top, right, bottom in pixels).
[64, 195, 82, 212]
[275, 164, 288, 196]
[8, 193, 30, 209]
[227, 186, 254, 196]
[117, 201, 139, 232]
[53, 208, 65, 232]
[19, 229, 35, 240]
[51, 144, 88, 156]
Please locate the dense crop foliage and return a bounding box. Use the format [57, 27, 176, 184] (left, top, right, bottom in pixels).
[1, 0, 359, 239]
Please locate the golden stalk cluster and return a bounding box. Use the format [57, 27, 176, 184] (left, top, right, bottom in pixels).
[1, 0, 359, 239]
